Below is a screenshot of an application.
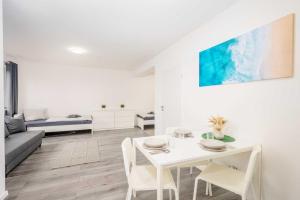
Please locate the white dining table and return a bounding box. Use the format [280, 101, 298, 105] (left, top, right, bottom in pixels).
[132, 132, 257, 200]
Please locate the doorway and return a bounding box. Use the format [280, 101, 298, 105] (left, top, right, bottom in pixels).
[156, 66, 182, 135]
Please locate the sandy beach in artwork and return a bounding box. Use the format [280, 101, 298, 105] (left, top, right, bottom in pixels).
[261, 14, 294, 79]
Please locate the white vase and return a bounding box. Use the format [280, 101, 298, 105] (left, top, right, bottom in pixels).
[213, 129, 224, 139]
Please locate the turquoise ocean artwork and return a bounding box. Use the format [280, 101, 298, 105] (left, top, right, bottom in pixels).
[199, 14, 294, 87]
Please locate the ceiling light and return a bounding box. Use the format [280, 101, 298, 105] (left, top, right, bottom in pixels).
[67, 46, 87, 54]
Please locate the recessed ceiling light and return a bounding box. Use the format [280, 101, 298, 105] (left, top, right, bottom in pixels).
[67, 46, 87, 54]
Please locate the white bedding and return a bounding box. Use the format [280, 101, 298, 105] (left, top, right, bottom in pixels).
[26, 115, 93, 134]
[137, 113, 154, 119]
[39, 115, 92, 122]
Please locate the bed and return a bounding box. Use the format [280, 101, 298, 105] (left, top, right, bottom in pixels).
[136, 112, 155, 130]
[25, 115, 93, 134]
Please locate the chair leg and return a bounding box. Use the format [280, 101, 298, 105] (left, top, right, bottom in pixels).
[169, 189, 172, 200]
[177, 167, 181, 193]
[209, 183, 212, 196]
[174, 189, 179, 200]
[190, 167, 193, 175]
[193, 177, 199, 200]
[133, 190, 136, 198]
[242, 194, 246, 200]
[126, 187, 132, 200]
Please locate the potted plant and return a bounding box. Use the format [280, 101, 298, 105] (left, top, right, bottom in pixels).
[120, 104, 125, 110]
[101, 104, 106, 110]
[209, 116, 227, 139]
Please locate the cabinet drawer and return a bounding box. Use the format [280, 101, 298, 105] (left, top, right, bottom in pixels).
[93, 121, 114, 130]
[115, 117, 134, 123]
[92, 110, 135, 130]
[93, 112, 114, 118]
[115, 121, 134, 128]
[93, 117, 114, 122]
[115, 112, 134, 118]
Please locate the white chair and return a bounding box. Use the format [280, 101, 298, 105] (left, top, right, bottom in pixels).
[121, 138, 179, 200]
[193, 145, 261, 200]
[165, 127, 212, 196]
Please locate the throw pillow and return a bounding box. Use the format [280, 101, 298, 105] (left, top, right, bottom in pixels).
[24, 108, 48, 121]
[67, 114, 81, 118]
[14, 113, 25, 120]
[5, 116, 26, 134]
[5, 124, 10, 138]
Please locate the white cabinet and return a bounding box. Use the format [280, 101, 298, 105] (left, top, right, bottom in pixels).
[92, 111, 115, 130]
[92, 110, 135, 131]
[115, 111, 135, 128]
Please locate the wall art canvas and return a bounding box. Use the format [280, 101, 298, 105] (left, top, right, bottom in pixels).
[199, 14, 294, 87]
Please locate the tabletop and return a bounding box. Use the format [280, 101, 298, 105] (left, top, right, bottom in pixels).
[133, 133, 255, 168]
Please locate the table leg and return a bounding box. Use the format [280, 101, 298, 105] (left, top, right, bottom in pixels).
[177, 167, 181, 193]
[259, 150, 262, 200]
[157, 166, 163, 200]
[132, 140, 136, 166]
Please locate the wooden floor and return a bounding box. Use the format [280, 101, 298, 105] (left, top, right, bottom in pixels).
[5, 128, 240, 200]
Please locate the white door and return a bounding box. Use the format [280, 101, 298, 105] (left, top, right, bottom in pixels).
[156, 66, 182, 135]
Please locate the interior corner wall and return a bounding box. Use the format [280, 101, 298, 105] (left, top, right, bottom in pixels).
[139, 0, 300, 199]
[14, 60, 154, 116]
[0, 0, 8, 199]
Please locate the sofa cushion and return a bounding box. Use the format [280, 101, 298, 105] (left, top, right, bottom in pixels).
[5, 124, 10, 138]
[5, 117, 26, 134]
[5, 131, 44, 164]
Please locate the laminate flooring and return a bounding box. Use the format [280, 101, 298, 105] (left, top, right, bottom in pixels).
[5, 128, 240, 200]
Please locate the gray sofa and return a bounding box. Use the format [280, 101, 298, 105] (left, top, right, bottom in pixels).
[5, 123, 44, 175]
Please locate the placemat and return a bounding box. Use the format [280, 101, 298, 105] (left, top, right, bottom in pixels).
[202, 132, 235, 142]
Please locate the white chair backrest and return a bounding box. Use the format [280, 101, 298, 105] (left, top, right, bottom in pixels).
[165, 127, 182, 136]
[243, 145, 262, 194]
[121, 138, 133, 178]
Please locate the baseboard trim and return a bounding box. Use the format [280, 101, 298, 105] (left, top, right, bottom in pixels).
[0, 191, 8, 200]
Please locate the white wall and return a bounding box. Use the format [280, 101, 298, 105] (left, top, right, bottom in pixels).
[0, 0, 8, 199]
[138, 0, 300, 199]
[15, 60, 154, 116]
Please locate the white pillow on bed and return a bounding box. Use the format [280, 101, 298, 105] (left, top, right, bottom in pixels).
[24, 108, 48, 121]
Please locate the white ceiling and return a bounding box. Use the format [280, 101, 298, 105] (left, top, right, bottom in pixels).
[3, 0, 237, 70]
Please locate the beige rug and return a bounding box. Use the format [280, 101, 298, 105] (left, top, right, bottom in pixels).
[50, 137, 101, 169]
[144, 128, 154, 135]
